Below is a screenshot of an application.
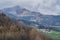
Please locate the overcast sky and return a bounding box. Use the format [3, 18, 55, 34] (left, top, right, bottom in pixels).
[0, 0, 60, 15]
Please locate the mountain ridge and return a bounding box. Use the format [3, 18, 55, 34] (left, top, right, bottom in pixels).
[0, 5, 60, 26]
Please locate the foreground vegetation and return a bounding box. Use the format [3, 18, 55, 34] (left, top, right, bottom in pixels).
[0, 13, 53, 40]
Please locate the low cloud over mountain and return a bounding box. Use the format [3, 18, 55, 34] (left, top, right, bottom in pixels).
[0, 0, 60, 15]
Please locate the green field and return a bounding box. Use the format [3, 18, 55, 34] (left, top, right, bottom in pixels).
[47, 31, 60, 40]
[37, 29, 60, 40]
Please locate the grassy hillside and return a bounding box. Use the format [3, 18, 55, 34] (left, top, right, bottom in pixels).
[0, 13, 53, 40]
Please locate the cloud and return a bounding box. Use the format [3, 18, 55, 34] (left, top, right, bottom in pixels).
[0, 0, 60, 15]
[0, 0, 15, 9]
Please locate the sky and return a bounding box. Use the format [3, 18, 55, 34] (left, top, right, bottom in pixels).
[0, 0, 60, 15]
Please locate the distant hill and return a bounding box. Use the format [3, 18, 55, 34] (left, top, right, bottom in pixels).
[0, 5, 60, 26]
[0, 13, 53, 40]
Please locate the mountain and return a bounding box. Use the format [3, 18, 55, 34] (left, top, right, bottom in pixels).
[0, 5, 60, 26]
[0, 13, 53, 40]
[0, 6, 44, 27]
[0, 6, 60, 28]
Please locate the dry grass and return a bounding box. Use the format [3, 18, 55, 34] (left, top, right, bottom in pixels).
[0, 29, 53, 40]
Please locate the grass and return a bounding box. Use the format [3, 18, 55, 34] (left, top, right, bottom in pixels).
[37, 29, 60, 40]
[47, 31, 60, 40]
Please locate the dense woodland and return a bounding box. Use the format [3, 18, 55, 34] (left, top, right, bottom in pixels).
[0, 13, 53, 40]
